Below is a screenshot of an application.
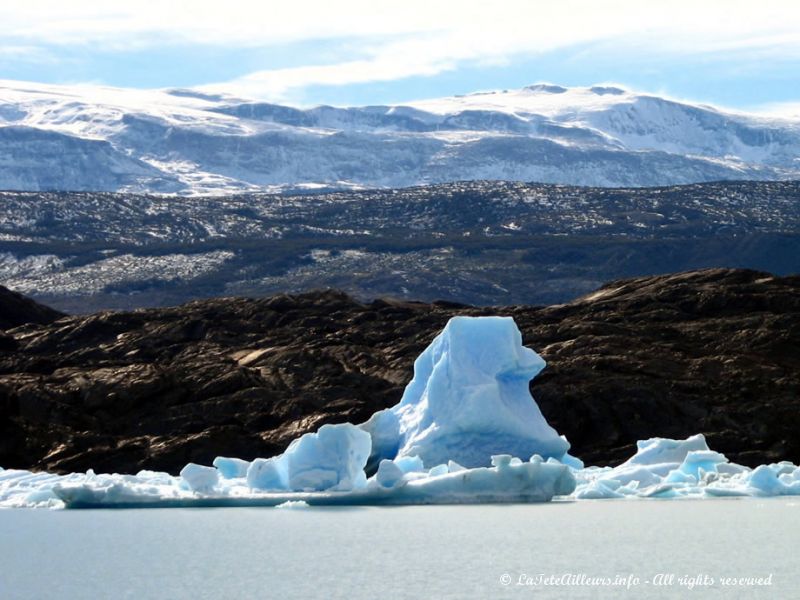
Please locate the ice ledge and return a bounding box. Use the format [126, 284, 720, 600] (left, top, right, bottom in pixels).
[47, 453, 575, 509]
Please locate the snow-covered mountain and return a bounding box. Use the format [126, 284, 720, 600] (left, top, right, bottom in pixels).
[1, 80, 799, 194]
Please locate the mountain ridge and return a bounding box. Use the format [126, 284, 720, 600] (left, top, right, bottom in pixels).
[2, 80, 799, 194]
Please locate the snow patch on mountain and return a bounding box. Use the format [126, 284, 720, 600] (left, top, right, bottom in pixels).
[2, 250, 235, 295]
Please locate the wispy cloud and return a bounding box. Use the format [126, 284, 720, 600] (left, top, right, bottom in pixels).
[200, 53, 458, 102]
[0, 44, 57, 62]
[2, 0, 800, 100]
[757, 101, 800, 118]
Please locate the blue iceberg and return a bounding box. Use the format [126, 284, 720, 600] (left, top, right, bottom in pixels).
[362, 316, 572, 469]
[571, 433, 800, 499]
[0, 315, 797, 509]
[246, 423, 372, 492]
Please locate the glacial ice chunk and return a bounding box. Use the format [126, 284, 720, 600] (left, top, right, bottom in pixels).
[573, 479, 625, 500]
[394, 455, 425, 474]
[246, 457, 288, 491]
[275, 500, 310, 509]
[382, 453, 577, 503]
[427, 464, 449, 477]
[447, 460, 466, 473]
[674, 450, 728, 479]
[746, 465, 800, 496]
[568, 435, 800, 500]
[44, 451, 575, 507]
[213, 457, 250, 479]
[246, 424, 371, 492]
[375, 460, 405, 488]
[179, 463, 219, 493]
[284, 423, 371, 491]
[6, 436, 800, 508]
[362, 316, 570, 468]
[627, 434, 710, 466]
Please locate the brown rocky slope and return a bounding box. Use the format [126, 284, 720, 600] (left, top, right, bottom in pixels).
[1, 268, 798, 474]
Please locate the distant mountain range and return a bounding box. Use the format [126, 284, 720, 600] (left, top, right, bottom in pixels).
[1, 180, 798, 311]
[1, 80, 799, 194]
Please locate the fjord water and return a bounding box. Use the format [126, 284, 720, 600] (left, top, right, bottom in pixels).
[1, 500, 797, 599]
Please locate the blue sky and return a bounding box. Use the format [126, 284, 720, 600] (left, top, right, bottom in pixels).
[1, 1, 799, 112]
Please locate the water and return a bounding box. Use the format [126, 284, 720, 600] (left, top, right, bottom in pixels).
[1, 499, 797, 599]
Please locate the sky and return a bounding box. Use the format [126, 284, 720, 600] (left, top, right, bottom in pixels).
[1, 0, 799, 112]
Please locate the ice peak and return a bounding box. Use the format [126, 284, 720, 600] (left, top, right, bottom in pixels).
[362, 316, 571, 468]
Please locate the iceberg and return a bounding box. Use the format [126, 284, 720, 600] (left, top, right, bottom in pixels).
[362, 316, 571, 468]
[1, 315, 798, 509]
[570, 433, 800, 499]
[212, 457, 249, 479]
[179, 463, 220, 493]
[0, 451, 576, 509]
[246, 423, 371, 492]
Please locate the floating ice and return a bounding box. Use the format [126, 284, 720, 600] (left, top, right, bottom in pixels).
[393, 455, 425, 474]
[7, 433, 798, 509]
[746, 464, 800, 496]
[570, 434, 799, 499]
[246, 424, 371, 492]
[626, 434, 710, 466]
[360, 454, 577, 504]
[275, 500, 310, 509]
[212, 457, 249, 479]
[246, 458, 286, 491]
[362, 316, 571, 468]
[375, 460, 406, 488]
[180, 463, 219, 493]
[1, 316, 798, 509]
[0, 468, 68, 509]
[40, 452, 575, 508]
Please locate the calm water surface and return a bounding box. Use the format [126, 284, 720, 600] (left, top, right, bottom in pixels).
[1, 499, 797, 599]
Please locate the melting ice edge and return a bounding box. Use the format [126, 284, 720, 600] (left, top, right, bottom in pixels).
[2, 317, 799, 508]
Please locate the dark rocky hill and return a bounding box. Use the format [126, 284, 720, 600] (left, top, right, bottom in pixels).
[1, 267, 798, 474]
[0, 286, 64, 331]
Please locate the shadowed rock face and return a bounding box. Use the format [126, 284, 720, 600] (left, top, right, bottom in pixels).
[1, 268, 798, 474]
[0, 286, 64, 331]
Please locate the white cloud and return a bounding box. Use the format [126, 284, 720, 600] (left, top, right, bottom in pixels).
[201, 54, 458, 101]
[2, 0, 800, 99]
[757, 101, 800, 119]
[0, 45, 56, 61]
[2, 1, 449, 46]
